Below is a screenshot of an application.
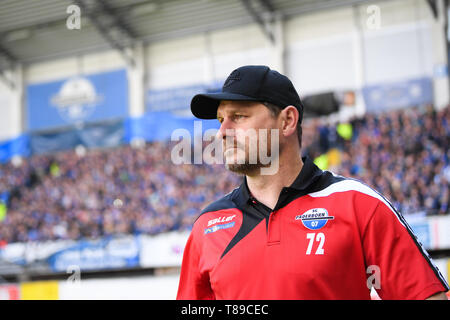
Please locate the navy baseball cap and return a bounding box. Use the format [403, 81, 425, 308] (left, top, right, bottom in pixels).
[191, 65, 304, 124]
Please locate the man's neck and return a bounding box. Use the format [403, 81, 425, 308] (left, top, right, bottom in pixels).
[246, 153, 303, 210]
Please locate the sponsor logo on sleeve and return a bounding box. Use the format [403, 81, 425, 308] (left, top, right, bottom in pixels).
[204, 215, 237, 234]
[204, 221, 235, 235]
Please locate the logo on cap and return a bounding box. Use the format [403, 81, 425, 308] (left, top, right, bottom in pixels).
[223, 70, 241, 88]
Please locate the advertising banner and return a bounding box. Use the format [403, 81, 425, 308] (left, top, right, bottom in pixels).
[0, 134, 30, 163]
[47, 236, 140, 272]
[26, 69, 128, 131]
[362, 77, 433, 113]
[132, 83, 222, 142]
[0, 222, 447, 278]
[30, 119, 124, 154]
[0, 284, 20, 300]
[147, 84, 208, 118]
[20, 281, 58, 300]
[139, 231, 189, 268]
[405, 215, 432, 249]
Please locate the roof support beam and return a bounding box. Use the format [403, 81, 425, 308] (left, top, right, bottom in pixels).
[0, 43, 18, 89]
[241, 0, 276, 43]
[259, 0, 276, 16]
[427, 0, 438, 19]
[0, 72, 15, 89]
[73, 0, 137, 67]
[0, 44, 16, 64]
[96, 0, 137, 40]
[0, 0, 154, 39]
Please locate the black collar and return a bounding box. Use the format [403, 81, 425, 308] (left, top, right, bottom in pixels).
[286, 156, 324, 191]
[234, 156, 323, 207]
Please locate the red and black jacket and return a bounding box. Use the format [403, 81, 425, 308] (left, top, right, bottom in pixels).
[177, 157, 449, 299]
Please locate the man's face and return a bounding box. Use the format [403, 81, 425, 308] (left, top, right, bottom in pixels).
[216, 100, 281, 176]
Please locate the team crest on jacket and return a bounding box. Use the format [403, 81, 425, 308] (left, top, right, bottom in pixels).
[295, 208, 334, 230]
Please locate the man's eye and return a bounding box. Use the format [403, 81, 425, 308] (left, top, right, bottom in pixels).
[234, 114, 246, 120]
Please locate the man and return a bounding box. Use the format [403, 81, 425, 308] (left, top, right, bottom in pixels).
[176, 65, 449, 299]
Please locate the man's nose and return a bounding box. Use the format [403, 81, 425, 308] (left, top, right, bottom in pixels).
[216, 117, 235, 141]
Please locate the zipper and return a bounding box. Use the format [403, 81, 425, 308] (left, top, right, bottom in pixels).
[249, 193, 284, 246]
[267, 210, 281, 245]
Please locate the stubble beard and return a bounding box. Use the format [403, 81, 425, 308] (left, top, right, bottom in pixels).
[224, 136, 281, 176]
[225, 162, 262, 176]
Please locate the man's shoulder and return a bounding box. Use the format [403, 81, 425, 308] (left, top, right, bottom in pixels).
[310, 172, 387, 203]
[195, 187, 241, 221]
[309, 171, 398, 218]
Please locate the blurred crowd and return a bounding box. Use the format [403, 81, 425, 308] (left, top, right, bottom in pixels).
[0, 104, 449, 244]
[303, 104, 450, 216]
[0, 142, 241, 243]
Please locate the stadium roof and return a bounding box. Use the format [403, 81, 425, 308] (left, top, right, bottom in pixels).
[0, 0, 377, 71]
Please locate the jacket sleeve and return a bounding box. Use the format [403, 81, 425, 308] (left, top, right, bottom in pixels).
[362, 200, 449, 300]
[176, 230, 215, 300]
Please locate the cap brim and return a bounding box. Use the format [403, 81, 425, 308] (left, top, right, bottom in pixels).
[191, 92, 260, 119]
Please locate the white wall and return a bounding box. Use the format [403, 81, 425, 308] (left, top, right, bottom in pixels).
[285, 6, 356, 95]
[209, 24, 272, 81]
[286, 34, 356, 95]
[285, 0, 437, 93]
[0, 78, 18, 141]
[25, 50, 125, 85]
[143, 0, 443, 105]
[145, 24, 272, 90]
[0, 64, 24, 142]
[58, 274, 180, 300]
[358, 0, 434, 84]
[362, 22, 433, 84]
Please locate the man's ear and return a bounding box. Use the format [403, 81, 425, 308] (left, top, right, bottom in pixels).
[280, 106, 299, 138]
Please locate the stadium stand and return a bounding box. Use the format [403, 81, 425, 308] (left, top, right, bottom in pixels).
[303, 104, 450, 217]
[0, 0, 449, 301]
[0, 104, 448, 244]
